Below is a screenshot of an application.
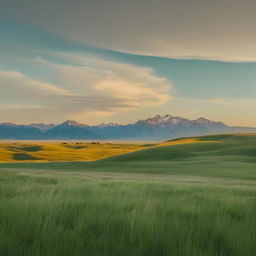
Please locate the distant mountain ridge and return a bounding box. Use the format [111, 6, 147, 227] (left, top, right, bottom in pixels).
[0, 115, 255, 140]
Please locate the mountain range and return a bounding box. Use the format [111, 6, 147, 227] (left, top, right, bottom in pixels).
[0, 115, 255, 141]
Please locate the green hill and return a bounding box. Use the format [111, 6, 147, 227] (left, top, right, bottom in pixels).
[0, 134, 255, 256]
[2, 134, 256, 179]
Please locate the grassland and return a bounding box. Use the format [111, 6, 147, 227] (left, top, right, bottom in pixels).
[0, 141, 151, 163]
[0, 134, 255, 256]
[0, 137, 216, 163]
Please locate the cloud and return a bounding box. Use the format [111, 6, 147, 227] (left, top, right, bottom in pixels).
[2, 0, 256, 61]
[0, 54, 171, 123]
[0, 70, 67, 96]
[0, 70, 68, 108]
[188, 97, 256, 108]
[36, 53, 172, 110]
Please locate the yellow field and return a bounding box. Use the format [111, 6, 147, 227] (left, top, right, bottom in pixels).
[0, 138, 217, 163]
[0, 141, 150, 163]
[157, 138, 218, 147]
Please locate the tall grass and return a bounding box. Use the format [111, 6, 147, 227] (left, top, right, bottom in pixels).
[0, 170, 255, 256]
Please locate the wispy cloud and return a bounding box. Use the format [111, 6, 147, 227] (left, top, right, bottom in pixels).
[0, 70, 68, 96]
[0, 53, 172, 123]
[36, 53, 172, 109]
[2, 0, 256, 61]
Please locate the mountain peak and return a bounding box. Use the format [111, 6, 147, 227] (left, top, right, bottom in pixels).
[28, 123, 56, 131]
[0, 122, 17, 127]
[98, 123, 120, 128]
[139, 114, 190, 126]
[193, 117, 227, 128]
[195, 117, 211, 123]
[0, 115, 233, 140]
[61, 120, 88, 127]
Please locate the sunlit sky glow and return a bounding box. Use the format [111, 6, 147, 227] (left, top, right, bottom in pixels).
[1, 0, 256, 126]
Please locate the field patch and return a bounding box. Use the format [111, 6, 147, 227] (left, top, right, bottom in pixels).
[160, 137, 219, 147]
[1, 134, 255, 163]
[19, 145, 43, 152]
[12, 153, 41, 161]
[64, 144, 89, 149]
[0, 141, 145, 163]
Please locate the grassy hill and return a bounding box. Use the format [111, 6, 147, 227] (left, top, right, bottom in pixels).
[2, 134, 256, 179]
[0, 134, 255, 256]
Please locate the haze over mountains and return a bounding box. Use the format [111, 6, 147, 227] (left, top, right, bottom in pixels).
[0, 115, 255, 141]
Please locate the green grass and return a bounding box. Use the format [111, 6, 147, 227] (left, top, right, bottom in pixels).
[6, 145, 43, 153]
[0, 134, 256, 256]
[12, 153, 41, 161]
[4, 134, 256, 179]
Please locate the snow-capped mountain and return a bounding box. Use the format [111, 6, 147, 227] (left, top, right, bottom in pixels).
[57, 120, 89, 128]
[28, 123, 56, 131]
[0, 115, 255, 140]
[136, 115, 227, 130]
[97, 123, 120, 128]
[44, 120, 99, 139]
[137, 115, 191, 127]
[192, 117, 227, 127]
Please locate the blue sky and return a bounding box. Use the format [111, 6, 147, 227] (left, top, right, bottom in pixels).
[1, 0, 256, 126]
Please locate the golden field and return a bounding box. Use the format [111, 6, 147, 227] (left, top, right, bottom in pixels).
[0, 138, 218, 163]
[0, 141, 150, 163]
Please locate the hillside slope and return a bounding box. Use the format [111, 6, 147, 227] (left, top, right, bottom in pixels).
[2, 134, 256, 180]
[0, 134, 255, 256]
[85, 134, 256, 179]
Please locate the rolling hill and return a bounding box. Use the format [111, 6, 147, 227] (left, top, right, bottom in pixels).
[0, 134, 255, 256]
[2, 134, 256, 179]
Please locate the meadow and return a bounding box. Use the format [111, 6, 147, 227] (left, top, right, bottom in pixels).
[0, 134, 255, 256]
[0, 141, 150, 163]
[0, 137, 216, 163]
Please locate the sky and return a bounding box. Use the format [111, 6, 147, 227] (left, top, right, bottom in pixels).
[1, 0, 256, 126]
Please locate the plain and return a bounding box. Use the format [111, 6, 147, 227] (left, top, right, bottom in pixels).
[0, 134, 255, 256]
